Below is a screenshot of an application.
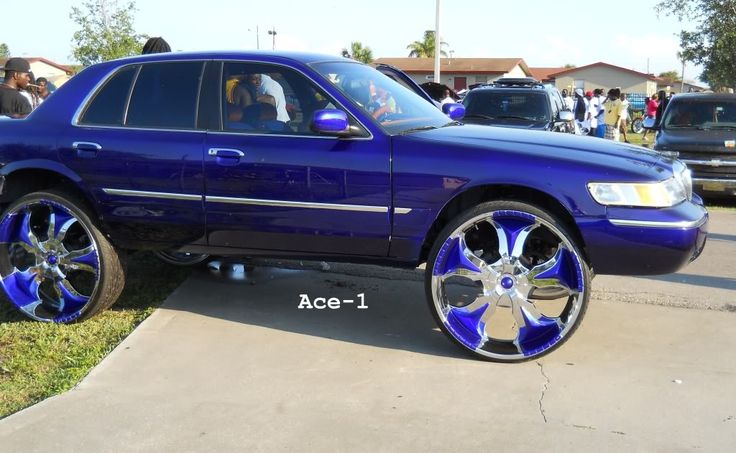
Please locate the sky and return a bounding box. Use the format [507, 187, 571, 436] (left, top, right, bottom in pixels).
[4, 0, 702, 81]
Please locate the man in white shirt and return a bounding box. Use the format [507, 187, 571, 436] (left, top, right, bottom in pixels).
[257, 74, 290, 123]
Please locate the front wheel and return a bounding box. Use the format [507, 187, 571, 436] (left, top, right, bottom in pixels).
[0, 191, 125, 322]
[426, 201, 590, 362]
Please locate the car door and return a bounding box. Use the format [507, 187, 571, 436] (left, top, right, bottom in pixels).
[203, 61, 391, 256]
[60, 61, 206, 247]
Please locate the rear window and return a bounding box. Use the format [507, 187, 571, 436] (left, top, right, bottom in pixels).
[126, 62, 204, 129]
[79, 66, 137, 126]
[463, 90, 550, 121]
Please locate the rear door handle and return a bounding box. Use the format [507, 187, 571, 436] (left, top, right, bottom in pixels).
[72, 141, 102, 159]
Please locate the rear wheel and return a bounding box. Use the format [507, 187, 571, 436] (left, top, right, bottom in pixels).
[631, 117, 644, 134]
[426, 200, 590, 362]
[0, 191, 125, 322]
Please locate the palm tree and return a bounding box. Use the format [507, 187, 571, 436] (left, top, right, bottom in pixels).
[341, 41, 374, 64]
[406, 30, 448, 58]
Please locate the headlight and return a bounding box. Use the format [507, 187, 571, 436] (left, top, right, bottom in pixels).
[673, 160, 693, 201]
[587, 176, 688, 207]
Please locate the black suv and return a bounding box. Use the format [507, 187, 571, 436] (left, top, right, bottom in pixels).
[461, 78, 575, 133]
[653, 93, 736, 197]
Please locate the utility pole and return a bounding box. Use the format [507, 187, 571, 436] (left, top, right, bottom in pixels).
[434, 0, 441, 84]
[268, 27, 277, 51]
[257, 26, 260, 50]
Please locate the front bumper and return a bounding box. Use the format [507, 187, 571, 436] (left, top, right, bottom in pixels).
[578, 196, 708, 276]
[692, 178, 736, 197]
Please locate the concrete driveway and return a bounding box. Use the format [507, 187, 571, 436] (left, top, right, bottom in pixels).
[0, 211, 735, 452]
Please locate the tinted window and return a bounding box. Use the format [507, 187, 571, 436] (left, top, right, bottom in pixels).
[126, 62, 203, 129]
[663, 98, 736, 130]
[79, 66, 137, 126]
[463, 90, 551, 121]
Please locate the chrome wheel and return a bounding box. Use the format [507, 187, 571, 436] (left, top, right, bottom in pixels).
[427, 202, 589, 361]
[0, 192, 124, 322]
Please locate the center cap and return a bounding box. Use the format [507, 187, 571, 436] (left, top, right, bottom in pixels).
[47, 255, 58, 265]
[500, 276, 515, 290]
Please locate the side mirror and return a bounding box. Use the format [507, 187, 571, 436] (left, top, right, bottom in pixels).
[442, 103, 465, 120]
[311, 109, 350, 135]
[559, 111, 574, 122]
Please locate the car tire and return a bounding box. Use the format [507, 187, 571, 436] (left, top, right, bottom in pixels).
[153, 250, 210, 267]
[631, 117, 644, 134]
[425, 200, 591, 362]
[0, 190, 125, 323]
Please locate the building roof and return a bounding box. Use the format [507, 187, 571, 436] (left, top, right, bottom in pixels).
[528, 67, 566, 82]
[373, 57, 531, 75]
[0, 57, 73, 74]
[547, 62, 658, 81]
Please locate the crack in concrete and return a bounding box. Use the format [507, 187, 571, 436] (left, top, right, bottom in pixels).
[537, 361, 550, 423]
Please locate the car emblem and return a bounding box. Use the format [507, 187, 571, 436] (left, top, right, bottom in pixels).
[726, 140, 735, 148]
[710, 159, 723, 167]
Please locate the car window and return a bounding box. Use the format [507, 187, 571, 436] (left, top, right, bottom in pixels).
[79, 66, 138, 126]
[663, 99, 736, 130]
[221, 62, 364, 136]
[463, 90, 551, 121]
[126, 62, 204, 129]
[312, 61, 451, 135]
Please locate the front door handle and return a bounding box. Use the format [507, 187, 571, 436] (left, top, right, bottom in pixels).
[72, 141, 102, 159]
[208, 148, 245, 167]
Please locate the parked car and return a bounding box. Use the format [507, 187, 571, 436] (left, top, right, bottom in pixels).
[462, 78, 576, 134]
[652, 93, 736, 197]
[0, 51, 707, 362]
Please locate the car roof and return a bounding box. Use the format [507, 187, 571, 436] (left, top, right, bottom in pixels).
[669, 92, 736, 101]
[106, 50, 349, 66]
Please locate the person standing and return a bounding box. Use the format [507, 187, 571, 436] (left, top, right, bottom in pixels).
[0, 57, 32, 118]
[562, 89, 574, 111]
[585, 90, 598, 136]
[641, 93, 658, 141]
[653, 90, 669, 129]
[619, 93, 630, 143]
[602, 88, 624, 141]
[573, 89, 588, 132]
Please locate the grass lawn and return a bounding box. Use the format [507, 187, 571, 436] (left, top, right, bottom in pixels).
[0, 253, 190, 419]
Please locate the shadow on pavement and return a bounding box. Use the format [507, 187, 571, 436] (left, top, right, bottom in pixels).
[633, 272, 736, 291]
[161, 262, 465, 360]
[708, 233, 736, 242]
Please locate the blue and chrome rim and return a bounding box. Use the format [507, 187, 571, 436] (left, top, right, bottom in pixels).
[0, 199, 100, 322]
[431, 210, 586, 360]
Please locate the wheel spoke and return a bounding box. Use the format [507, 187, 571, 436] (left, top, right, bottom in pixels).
[50, 211, 77, 244]
[1, 268, 41, 309]
[64, 245, 99, 271]
[55, 279, 90, 313]
[445, 295, 496, 350]
[510, 292, 564, 356]
[528, 246, 581, 294]
[433, 234, 488, 281]
[490, 215, 538, 259]
[16, 210, 41, 250]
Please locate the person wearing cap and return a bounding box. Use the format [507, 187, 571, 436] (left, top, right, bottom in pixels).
[585, 90, 598, 136]
[0, 57, 32, 118]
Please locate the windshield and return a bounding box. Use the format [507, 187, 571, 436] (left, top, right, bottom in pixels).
[311, 61, 451, 135]
[663, 99, 736, 130]
[462, 90, 550, 122]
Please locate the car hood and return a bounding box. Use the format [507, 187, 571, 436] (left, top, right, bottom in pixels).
[411, 124, 665, 170]
[655, 128, 736, 153]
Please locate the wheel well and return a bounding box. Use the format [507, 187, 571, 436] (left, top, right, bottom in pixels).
[0, 169, 93, 213]
[418, 184, 589, 264]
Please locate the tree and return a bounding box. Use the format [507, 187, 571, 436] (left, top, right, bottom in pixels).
[406, 30, 448, 58]
[563, 63, 576, 69]
[341, 42, 374, 64]
[70, 0, 145, 66]
[656, 0, 736, 89]
[0, 43, 9, 59]
[658, 70, 682, 81]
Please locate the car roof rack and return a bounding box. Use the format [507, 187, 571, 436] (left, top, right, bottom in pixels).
[491, 77, 545, 89]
